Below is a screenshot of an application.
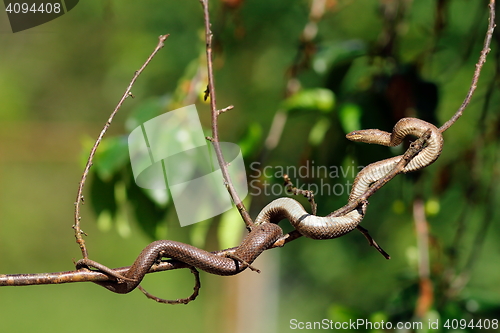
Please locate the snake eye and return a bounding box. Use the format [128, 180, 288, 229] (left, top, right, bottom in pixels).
[346, 131, 363, 141]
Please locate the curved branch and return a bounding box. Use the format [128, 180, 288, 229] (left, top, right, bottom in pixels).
[73, 34, 170, 259]
[439, 0, 496, 132]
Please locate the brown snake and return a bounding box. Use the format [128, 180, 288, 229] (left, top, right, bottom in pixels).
[77, 117, 443, 298]
[254, 118, 443, 239]
[76, 223, 283, 294]
[346, 118, 443, 201]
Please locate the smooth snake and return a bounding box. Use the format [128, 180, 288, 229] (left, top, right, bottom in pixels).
[77, 117, 443, 295]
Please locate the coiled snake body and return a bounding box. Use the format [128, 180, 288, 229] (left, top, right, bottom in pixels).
[77, 223, 283, 294]
[346, 118, 443, 201]
[254, 118, 443, 239]
[254, 198, 367, 240]
[78, 117, 443, 294]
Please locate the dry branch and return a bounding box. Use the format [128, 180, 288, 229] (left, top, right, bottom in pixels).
[73, 34, 170, 259]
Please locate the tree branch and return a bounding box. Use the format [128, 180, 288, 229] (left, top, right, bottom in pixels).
[0, 248, 232, 287]
[73, 34, 170, 259]
[439, 0, 496, 132]
[199, 0, 254, 229]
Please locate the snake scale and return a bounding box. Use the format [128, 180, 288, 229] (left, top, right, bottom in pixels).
[77, 117, 444, 294]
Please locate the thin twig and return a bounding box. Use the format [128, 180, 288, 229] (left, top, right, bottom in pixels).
[356, 225, 391, 259]
[224, 253, 261, 273]
[73, 34, 170, 259]
[284, 174, 317, 215]
[217, 105, 234, 115]
[138, 267, 201, 304]
[438, 0, 497, 299]
[199, 0, 254, 229]
[439, 0, 495, 132]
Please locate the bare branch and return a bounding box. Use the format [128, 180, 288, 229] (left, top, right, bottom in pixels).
[356, 225, 391, 260]
[283, 174, 317, 215]
[199, 0, 254, 229]
[217, 105, 234, 115]
[73, 34, 170, 259]
[138, 267, 201, 304]
[439, 0, 496, 132]
[0, 254, 208, 287]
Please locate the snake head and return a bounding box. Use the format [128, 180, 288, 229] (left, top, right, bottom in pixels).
[345, 130, 364, 141]
[346, 129, 391, 146]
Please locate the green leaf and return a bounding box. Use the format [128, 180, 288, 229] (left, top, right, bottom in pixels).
[308, 117, 331, 146]
[115, 206, 131, 238]
[189, 219, 212, 249]
[338, 102, 362, 133]
[218, 202, 248, 250]
[313, 40, 367, 74]
[238, 122, 263, 157]
[96, 210, 113, 232]
[327, 304, 361, 322]
[127, 177, 168, 239]
[92, 136, 129, 181]
[282, 88, 335, 114]
[141, 188, 170, 207]
[114, 181, 131, 238]
[90, 172, 117, 221]
[425, 198, 440, 216]
[368, 311, 389, 333]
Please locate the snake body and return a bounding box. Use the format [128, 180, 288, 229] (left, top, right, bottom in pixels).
[79, 117, 443, 295]
[254, 118, 443, 239]
[255, 198, 367, 239]
[77, 223, 283, 294]
[346, 118, 443, 200]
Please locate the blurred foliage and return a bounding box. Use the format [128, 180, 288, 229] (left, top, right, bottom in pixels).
[1, 1, 500, 332]
[282, 88, 335, 113]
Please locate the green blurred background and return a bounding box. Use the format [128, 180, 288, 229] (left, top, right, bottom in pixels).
[1, 1, 499, 332]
